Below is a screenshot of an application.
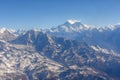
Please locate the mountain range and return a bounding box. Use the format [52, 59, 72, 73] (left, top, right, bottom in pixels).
[0, 20, 120, 80]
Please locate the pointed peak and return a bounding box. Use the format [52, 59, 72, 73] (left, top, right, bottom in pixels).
[32, 28, 40, 32]
[0, 27, 7, 33]
[106, 23, 120, 30]
[67, 19, 81, 24]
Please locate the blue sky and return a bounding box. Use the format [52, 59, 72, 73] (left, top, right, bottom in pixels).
[0, 0, 120, 29]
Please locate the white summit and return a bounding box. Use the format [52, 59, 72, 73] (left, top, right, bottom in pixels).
[0, 27, 7, 33]
[67, 19, 80, 24]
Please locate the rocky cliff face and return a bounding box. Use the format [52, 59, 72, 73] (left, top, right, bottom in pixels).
[7, 30, 120, 80]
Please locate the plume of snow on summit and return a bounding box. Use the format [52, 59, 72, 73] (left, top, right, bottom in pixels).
[67, 20, 80, 24]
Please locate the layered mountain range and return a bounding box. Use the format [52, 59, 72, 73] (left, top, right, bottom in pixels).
[0, 20, 120, 80]
[48, 20, 120, 53]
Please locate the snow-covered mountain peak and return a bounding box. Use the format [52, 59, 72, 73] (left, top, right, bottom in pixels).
[63, 20, 83, 27]
[105, 23, 120, 31]
[0, 27, 16, 34]
[114, 23, 120, 28]
[0, 27, 7, 33]
[49, 20, 94, 33]
[67, 19, 80, 24]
